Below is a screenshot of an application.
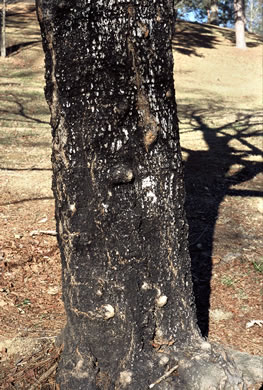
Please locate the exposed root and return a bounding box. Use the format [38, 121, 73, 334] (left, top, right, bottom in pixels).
[153, 341, 263, 390]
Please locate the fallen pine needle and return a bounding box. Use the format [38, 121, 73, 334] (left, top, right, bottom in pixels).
[149, 364, 178, 389]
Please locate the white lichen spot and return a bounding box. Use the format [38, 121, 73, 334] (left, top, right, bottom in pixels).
[147, 360, 154, 368]
[116, 140, 122, 151]
[75, 359, 84, 370]
[155, 287, 161, 297]
[201, 341, 211, 352]
[136, 27, 143, 37]
[146, 190, 157, 204]
[156, 295, 168, 308]
[69, 203, 76, 213]
[142, 176, 153, 189]
[102, 304, 115, 320]
[119, 370, 133, 386]
[181, 299, 187, 308]
[125, 169, 134, 182]
[194, 355, 202, 361]
[159, 355, 170, 366]
[73, 358, 90, 378]
[102, 202, 109, 211]
[58, 220, 63, 235]
[155, 328, 163, 340]
[122, 128, 129, 140]
[111, 142, 115, 153]
[142, 281, 151, 290]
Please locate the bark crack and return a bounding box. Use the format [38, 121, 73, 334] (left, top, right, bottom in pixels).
[127, 37, 159, 152]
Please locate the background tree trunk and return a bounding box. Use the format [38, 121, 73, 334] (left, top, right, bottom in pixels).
[1, 0, 6, 58]
[234, 0, 247, 48]
[249, 0, 254, 31]
[36, 0, 261, 388]
[207, 0, 219, 24]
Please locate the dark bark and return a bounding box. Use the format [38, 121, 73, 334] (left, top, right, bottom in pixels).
[234, 0, 247, 48]
[36, 1, 261, 388]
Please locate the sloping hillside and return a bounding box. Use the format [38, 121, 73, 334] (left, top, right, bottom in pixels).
[174, 20, 262, 123]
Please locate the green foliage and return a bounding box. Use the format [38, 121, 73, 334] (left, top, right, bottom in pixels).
[221, 275, 235, 286]
[175, 0, 234, 26]
[253, 259, 263, 273]
[22, 298, 31, 306]
[175, 0, 262, 33]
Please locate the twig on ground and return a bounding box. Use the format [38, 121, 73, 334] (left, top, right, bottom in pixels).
[30, 230, 57, 236]
[28, 361, 58, 390]
[149, 364, 178, 389]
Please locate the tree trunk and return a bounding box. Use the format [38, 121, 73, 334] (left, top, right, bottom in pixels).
[234, 0, 247, 48]
[36, 1, 261, 388]
[207, 1, 219, 25]
[249, 0, 254, 32]
[1, 0, 6, 58]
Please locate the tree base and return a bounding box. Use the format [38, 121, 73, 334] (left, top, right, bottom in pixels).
[56, 335, 263, 389]
[159, 342, 263, 390]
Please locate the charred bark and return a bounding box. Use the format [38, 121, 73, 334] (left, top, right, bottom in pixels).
[36, 1, 261, 388]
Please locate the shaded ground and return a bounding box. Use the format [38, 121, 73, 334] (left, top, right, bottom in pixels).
[173, 19, 263, 357]
[0, 5, 262, 389]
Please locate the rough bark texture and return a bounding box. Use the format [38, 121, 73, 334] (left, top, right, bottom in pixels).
[36, 1, 261, 389]
[234, 0, 247, 48]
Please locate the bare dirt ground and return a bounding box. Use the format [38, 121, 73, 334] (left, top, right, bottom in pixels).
[0, 5, 262, 389]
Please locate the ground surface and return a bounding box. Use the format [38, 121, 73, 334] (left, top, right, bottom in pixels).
[0, 4, 262, 389]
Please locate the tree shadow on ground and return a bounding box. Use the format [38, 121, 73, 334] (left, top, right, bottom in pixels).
[181, 108, 263, 336]
[6, 40, 42, 56]
[0, 196, 53, 207]
[12, 96, 49, 125]
[0, 167, 51, 171]
[217, 27, 263, 47]
[6, 4, 36, 18]
[0, 94, 49, 126]
[173, 20, 263, 56]
[172, 21, 221, 56]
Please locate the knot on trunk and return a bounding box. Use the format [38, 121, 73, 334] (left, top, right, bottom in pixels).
[108, 164, 134, 185]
